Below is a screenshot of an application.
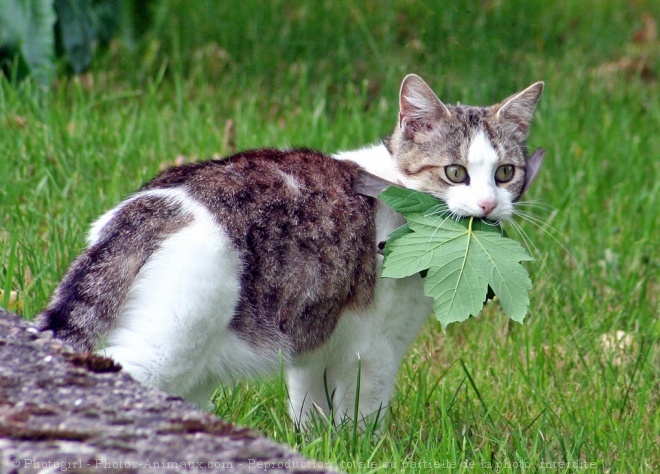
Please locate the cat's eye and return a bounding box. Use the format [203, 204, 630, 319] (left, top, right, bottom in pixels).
[495, 165, 514, 183]
[445, 165, 468, 183]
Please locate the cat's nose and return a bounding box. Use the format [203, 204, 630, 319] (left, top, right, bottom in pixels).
[478, 199, 497, 216]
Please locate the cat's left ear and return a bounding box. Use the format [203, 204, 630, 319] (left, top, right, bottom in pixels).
[495, 81, 544, 137]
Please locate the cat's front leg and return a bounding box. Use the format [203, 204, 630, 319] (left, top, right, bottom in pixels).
[287, 345, 395, 430]
[326, 346, 398, 430]
[324, 276, 433, 429]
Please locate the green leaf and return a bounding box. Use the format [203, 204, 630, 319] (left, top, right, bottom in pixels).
[381, 223, 411, 257]
[379, 186, 534, 326]
[377, 186, 446, 216]
[470, 229, 533, 322]
[382, 214, 466, 278]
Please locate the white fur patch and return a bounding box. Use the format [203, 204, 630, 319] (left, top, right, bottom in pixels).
[445, 131, 514, 221]
[334, 144, 401, 184]
[98, 189, 284, 406]
[468, 131, 500, 170]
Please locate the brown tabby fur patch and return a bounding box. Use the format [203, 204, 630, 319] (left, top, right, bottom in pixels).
[142, 148, 377, 353]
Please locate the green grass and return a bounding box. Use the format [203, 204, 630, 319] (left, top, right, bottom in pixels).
[1, 0, 658, 472]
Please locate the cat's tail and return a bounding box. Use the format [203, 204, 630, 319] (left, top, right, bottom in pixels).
[35, 244, 145, 352]
[36, 190, 191, 352]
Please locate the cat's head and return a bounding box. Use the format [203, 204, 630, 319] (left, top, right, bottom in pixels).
[389, 74, 544, 222]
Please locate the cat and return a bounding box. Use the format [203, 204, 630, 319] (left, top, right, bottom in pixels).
[36, 74, 544, 428]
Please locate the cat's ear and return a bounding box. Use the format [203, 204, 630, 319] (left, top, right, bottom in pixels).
[495, 81, 544, 137]
[354, 169, 403, 198]
[398, 74, 451, 139]
[520, 148, 546, 196]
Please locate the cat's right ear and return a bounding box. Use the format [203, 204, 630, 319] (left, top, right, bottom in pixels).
[399, 74, 450, 140]
[520, 148, 546, 196]
[354, 169, 403, 198]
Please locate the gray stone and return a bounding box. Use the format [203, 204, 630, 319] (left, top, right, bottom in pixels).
[0, 309, 337, 473]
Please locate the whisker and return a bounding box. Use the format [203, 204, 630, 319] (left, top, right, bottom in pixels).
[503, 218, 547, 268]
[423, 205, 450, 218]
[514, 200, 554, 212]
[510, 210, 577, 264]
[424, 211, 455, 252]
[483, 219, 502, 227]
[513, 209, 561, 235]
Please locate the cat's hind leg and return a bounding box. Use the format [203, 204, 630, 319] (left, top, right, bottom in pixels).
[99, 206, 262, 407]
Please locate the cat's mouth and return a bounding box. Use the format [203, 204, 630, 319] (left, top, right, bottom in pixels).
[448, 202, 514, 223]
